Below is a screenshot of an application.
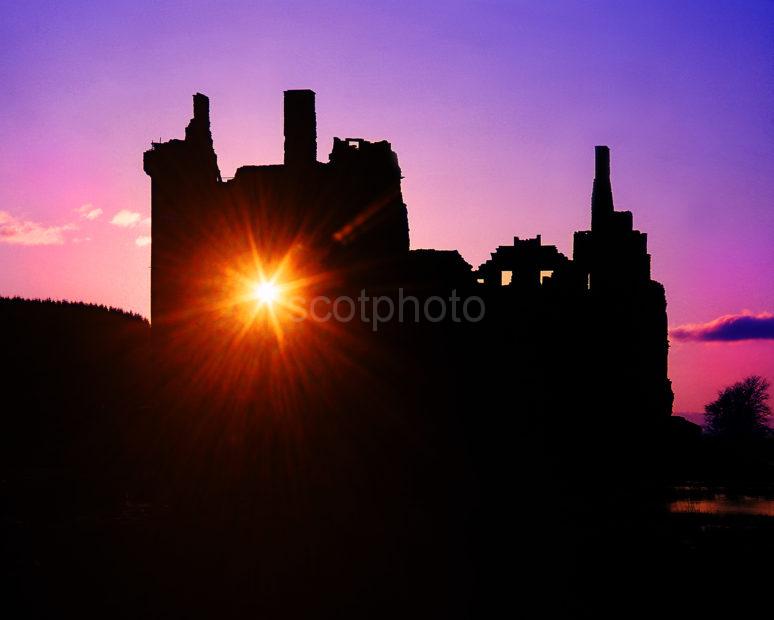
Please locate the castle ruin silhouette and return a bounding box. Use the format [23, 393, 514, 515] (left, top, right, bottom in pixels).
[144, 90, 673, 455]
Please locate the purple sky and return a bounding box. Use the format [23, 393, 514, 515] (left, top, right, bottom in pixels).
[1, 1, 773, 411]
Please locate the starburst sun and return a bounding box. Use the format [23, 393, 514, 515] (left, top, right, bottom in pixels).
[252, 280, 280, 306]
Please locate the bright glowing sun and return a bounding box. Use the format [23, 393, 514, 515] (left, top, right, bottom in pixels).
[253, 281, 280, 306]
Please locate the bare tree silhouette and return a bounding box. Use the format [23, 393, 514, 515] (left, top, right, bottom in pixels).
[705, 375, 771, 440]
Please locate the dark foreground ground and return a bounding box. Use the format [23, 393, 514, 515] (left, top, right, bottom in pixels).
[2, 299, 772, 617]
[4, 466, 774, 618]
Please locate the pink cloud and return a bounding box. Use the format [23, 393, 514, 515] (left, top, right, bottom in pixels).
[135, 235, 151, 247]
[77, 204, 103, 220]
[670, 312, 774, 342]
[0, 211, 76, 246]
[110, 210, 143, 227]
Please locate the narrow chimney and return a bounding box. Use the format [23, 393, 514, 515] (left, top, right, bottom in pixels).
[284, 90, 317, 167]
[184, 92, 220, 181]
[591, 145, 614, 231]
[193, 92, 209, 123]
[185, 93, 211, 145]
[594, 145, 610, 179]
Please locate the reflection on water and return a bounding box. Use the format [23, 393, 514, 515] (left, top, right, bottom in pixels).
[670, 491, 774, 517]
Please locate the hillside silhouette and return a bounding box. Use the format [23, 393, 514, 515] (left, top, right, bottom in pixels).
[0, 297, 150, 470]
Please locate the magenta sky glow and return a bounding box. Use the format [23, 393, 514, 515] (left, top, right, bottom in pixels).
[1, 1, 772, 413]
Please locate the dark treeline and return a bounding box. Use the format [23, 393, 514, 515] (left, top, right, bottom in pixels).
[0, 297, 151, 473]
[1, 295, 148, 322]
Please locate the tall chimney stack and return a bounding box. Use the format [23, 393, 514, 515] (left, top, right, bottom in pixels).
[284, 90, 317, 167]
[591, 145, 614, 231]
[185, 93, 213, 147]
[193, 92, 209, 123]
[594, 145, 610, 179]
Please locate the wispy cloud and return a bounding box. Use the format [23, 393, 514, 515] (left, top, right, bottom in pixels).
[135, 235, 151, 247]
[670, 312, 774, 342]
[77, 204, 103, 220]
[111, 210, 143, 227]
[0, 211, 75, 246]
